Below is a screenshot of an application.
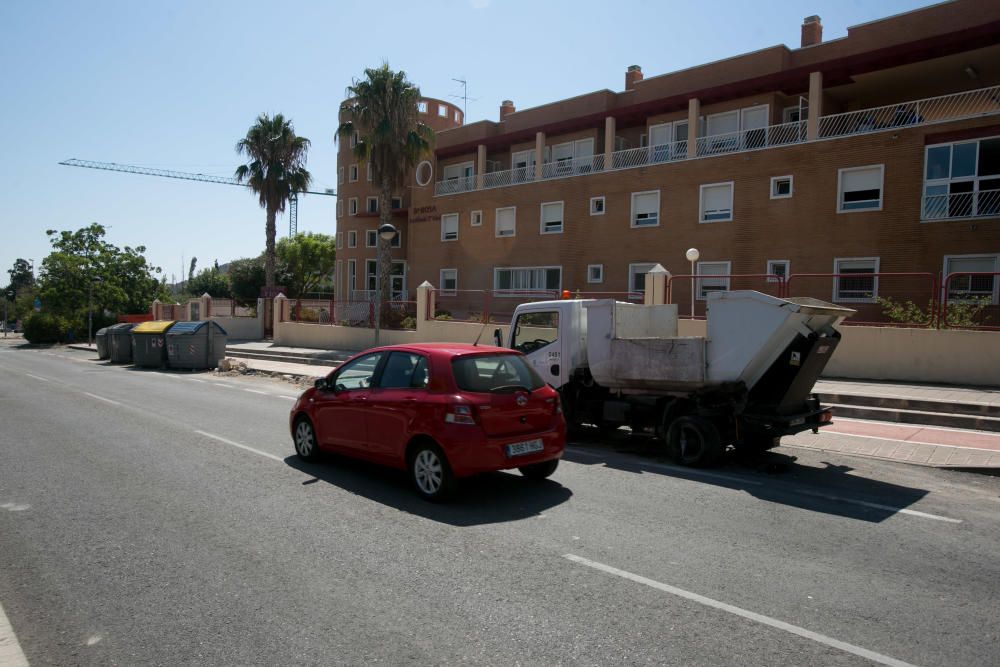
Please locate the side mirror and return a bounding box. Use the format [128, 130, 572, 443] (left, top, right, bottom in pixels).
[493, 328, 503, 347]
[314, 378, 328, 391]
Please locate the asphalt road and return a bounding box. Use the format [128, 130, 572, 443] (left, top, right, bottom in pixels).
[1, 342, 998, 666]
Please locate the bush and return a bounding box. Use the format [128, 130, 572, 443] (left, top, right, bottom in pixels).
[876, 296, 991, 327]
[23, 312, 72, 344]
[433, 309, 453, 320]
[399, 316, 417, 330]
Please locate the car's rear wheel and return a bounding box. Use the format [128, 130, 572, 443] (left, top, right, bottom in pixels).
[519, 459, 559, 480]
[409, 443, 455, 502]
[293, 417, 320, 462]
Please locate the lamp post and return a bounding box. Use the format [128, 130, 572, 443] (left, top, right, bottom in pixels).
[373, 223, 398, 346]
[88, 275, 104, 346]
[685, 248, 700, 319]
[3, 290, 13, 339]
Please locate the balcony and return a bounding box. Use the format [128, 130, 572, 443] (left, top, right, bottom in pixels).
[434, 85, 1000, 197]
[923, 188, 1000, 221]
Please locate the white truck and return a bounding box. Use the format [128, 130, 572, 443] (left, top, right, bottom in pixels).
[494, 291, 855, 466]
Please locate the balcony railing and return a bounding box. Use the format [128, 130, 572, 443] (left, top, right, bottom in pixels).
[433, 85, 1000, 197]
[923, 189, 1000, 220]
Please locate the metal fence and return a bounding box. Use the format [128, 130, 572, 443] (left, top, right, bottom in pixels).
[785, 273, 939, 327]
[940, 272, 1000, 330]
[279, 297, 417, 330]
[429, 289, 561, 324]
[209, 298, 256, 318]
[666, 274, 786, 319]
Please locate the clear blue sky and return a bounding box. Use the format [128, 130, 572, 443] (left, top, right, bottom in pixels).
[0, 0, 936, 285]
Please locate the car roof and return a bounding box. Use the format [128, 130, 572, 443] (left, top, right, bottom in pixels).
[368, 342, 516, 358]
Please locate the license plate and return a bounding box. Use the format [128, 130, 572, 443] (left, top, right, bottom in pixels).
[506, 439, 544, 457]
[790, 417, 806, 427]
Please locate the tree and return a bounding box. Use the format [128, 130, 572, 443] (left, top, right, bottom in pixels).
[338, 64, 433, 317]
[5, 258, 35, 294]
[186, 266, 231, 298]
[234, 113, 312, 291]
[188, 257, 198, 284]
[276, 232, 336, 299]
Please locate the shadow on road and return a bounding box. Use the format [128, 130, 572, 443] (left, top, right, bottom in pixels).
[564, 429, 931, 523]
[284, 454, 572, 526]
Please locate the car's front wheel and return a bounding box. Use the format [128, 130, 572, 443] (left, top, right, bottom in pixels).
[293, 417, 320, 462]
[409, 443, 455, 502]
[519, 459, 559, 480]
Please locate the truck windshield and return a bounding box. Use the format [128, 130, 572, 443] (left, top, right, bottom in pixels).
[451, 354, 545, 393]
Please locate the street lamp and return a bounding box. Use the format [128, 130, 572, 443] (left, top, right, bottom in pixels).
[3, 289, 13, 339]
[685, 248, 700, 319]
[373, 223, 398, 346]
[88, 275, 104, 346]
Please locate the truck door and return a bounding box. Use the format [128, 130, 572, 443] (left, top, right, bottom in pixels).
[510, 309, 564, 387]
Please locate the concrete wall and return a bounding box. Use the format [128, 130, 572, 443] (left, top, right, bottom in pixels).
[214, 316, 263, 340]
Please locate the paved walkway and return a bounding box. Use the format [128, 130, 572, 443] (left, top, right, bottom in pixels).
[815, 378, 1000, 407]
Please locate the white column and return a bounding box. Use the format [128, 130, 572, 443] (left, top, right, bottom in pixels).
[687, 98, 700, 158]
[534, 131, 545, 181]
[807, 71, 822, 140]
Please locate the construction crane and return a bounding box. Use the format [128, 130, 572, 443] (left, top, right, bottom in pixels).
[59, 158, 337, 236]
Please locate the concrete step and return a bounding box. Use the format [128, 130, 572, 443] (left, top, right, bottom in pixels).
[224, 349, 347, 367]
[827, 403, 1000, 433]
[818, 391, 1000, 418]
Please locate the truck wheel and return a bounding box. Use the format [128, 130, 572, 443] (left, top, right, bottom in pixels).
[667, 416, 723, 467]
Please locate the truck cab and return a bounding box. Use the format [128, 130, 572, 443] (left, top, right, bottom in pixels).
[496, 299, 589, 390]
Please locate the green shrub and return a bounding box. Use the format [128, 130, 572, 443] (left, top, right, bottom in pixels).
[876, 296, 992, 328]
[23, 312, 72, 344]
[433, 309, 453, 320]
[399, 316, 417, 330]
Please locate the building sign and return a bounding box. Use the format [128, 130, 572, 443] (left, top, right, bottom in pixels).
[410, 205, 438, 223]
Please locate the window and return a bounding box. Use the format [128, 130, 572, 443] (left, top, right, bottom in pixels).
[454, 110, 461, 123]
[338, 166, 344, 184]
[348, 260, 356, 297]
[923, 137, 1000, 220]
[349, 164, 359, 182]
[439, 268, 458, 296]
[782, 104, 808, 123]
[365, 197, 378, 214]
[587, 264, 604, 283]
[417, 101, 428, 114]
[443, 162, 473, 181]
[496, 206, 516, 237]
[366, 230, 377, 247]
[332, 352, 383, 391]
[834, 257, 880, 302]
[349, 198, 358, 216]
[590, 196, 605, 216]
[349, 131, 359, 148]
[441, 213, 459, 241]
[699, 182, 734, 222]
[347, 231, 357, 248]
[767, 260, 789, 283]
[771, 176, 793, 199]
[512, 311, 559, 354]
[838, 165, 884, 212]
[366, 163, 372, 182]
[540, 201, 563, 234]
[452, 354, 544, 393]
[696, 261, 732, 299]
[494, 266, 561, 295]
[629, 263, 656, 295]
[391, 230, 401, 248]
[378, 352, 429, 389]
[511, 149, 536, 182]
[366, 259, 377, 291]
[470, 210, 483, 226]
[336, 200, 344, 218]
[549, 139, 594, 175]
[336, 232, 343, 249]
[391, 197, 403, 210]
[438, 104, 448, 118]
[943, 254, 999, 303]
[631, 190, 660, 227]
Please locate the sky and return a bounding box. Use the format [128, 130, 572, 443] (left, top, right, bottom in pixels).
[0, 0, 938, 286]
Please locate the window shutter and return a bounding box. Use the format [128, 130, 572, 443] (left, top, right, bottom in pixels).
[842, 167, 881, 192]
[703, 185, 731, 212]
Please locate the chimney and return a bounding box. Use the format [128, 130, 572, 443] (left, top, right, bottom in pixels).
[801, 15, 822, 47]
[500, 100, 515, 120]
[625, 65, 643, 90]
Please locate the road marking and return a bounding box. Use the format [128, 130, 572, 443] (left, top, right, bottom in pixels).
[791, 488, 961, 524]
[818, 430, 998, 453]
[194, 430, 284, 462]
[243, 389, 268, 395]
[188, 378, 207, 384]
[278, 395, 297, 401]
[834, 416, 997, 437]
[213, 382, 234, 389]
[25, 373, 49, 382]
[84, 392, 123, 406]
[1, 503, 30, 512]
[0, 598, 29, 667]
[566, 447, 763, 486]
[563, 554, 917, 667]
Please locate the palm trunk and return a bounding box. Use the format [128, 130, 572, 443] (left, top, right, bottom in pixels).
[378, 178, 393, 325]
[264, 204, 277, 290]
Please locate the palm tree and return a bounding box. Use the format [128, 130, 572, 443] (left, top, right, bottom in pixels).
[235, 113, 312, 290]
[338, 64, 433, 317]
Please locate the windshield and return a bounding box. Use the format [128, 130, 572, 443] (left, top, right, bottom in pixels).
[451, 354, 545, 393]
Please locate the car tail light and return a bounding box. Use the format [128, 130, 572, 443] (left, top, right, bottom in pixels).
[445, 404, 476, 425]
[819, 410, 833, 423]
[546, 395, 562, 415]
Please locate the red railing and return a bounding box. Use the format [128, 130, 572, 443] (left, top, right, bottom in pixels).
[667, 274, 786, 319]
[785, 272, 938, 327]
[429, 289, 560, 325]
[281, 298, 418, 330]
[939, 272, 999, 330]
[209, 298, 256, 318]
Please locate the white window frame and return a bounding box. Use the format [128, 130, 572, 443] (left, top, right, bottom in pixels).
[696, 261, 732, 300]
[699, 182, 734, 223]
[587, 264, 604, 284]
[391, 230, 401, 248]
[391, 196, 403, 210]
[922, 137, 1000, 221]
[366, 229, 377, 248]
[493, 266, 562, 296]
[540, 201, 564, 235]
[590, 196, 605, 216]
[942, 253, 1000, 303]
[347, 259, 357, 298]
[630, 190, 660, 228]
[833, 256, 881, 303]
[417, 101, 428, 114]
[349, 164, 359, 183]
[766, 259, 790, 283]
[338, 166, 344, 185]
[440, 213, 459, 242]
[366, 163, 372, 182]
[348, 198, 358, 216]
[336, 232, 343, 249]
[470, 210, 483, 226]
[439, 269, 458, 296]
[366, 197, 378, 214]
[770, 175, 793, 199]
[495, 206, 516, 238]
[350, 131, 358, 148]
[438, 104, 448, 118]
[336, 200, 344, 218]
[837, 164, 884, 213]
[628, 262, 657, 297]
[347, 230, 357, 248]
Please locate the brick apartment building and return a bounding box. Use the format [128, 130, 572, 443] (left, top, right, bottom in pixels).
[335, 0, 1000, 322]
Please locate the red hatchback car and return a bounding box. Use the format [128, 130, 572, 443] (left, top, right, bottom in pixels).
[289, 343, 566, 500]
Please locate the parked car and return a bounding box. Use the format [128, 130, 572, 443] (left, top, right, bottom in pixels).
[289, 343, 566, 501]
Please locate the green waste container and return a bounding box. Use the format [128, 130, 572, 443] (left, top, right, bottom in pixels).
[107, 323, 136, 363]
[131, 320, 175, 368]
[95, 327, 110, 360]
[166, 321, 228, 370]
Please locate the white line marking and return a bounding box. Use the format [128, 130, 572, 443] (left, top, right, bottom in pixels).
[0, 598, 29, 667]
[213, 383, 234, 389]
[566, 447, 763, 486]
[563, 554, 917, 667]
[834, 416, 1000, 437]
[84, 392, 123, 406]
[817, 430, 998, 453]
[188, 378, 207, 384]
[278, 395, 296, 400]
[194, 430, 284, 462]
[791, 488, 961, 524]
[25, 373, 49, 382]
[243, 389, 268, 395]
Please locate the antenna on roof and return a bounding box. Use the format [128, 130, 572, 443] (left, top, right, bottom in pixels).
[449, 78, 478, 119]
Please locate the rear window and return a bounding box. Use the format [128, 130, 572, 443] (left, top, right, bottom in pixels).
[451, 354, 545, 393]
